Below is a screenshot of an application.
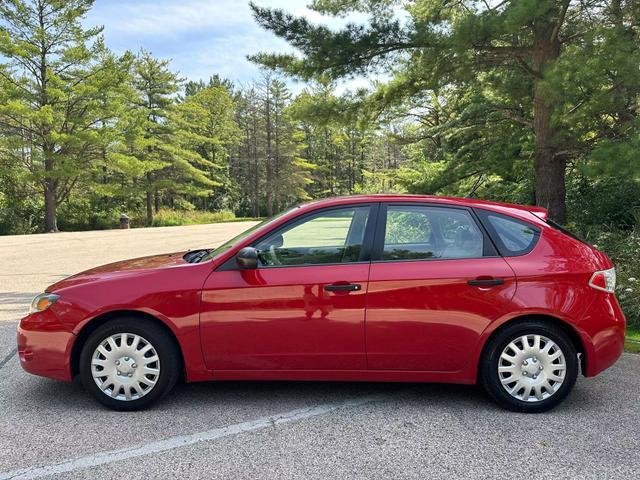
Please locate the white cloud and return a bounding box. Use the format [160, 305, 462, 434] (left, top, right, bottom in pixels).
[91, 0, 366, 37]
[86, 0, 382, 88]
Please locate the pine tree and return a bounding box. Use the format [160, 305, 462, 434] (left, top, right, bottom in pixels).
[174, 85, 240, 210]
[0, 0, 130, 231]
[250, 0, 640, 222]
[289, 82, 376, 197]
[114, 50, 217, 225]
[229, 77, 314, 217]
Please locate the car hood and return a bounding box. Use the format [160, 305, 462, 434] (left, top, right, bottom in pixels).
[47, 252, 189, 291]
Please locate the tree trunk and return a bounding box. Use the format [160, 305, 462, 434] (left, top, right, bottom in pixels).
[533, 82, 566, 223]
[532, 23, 566, 223]
[251, 114, 260, 217]
[146, 190, 153, 226]
[44, 179, 58, 232]
[264, 87, 274, 217]
[38, 4, 58, 233]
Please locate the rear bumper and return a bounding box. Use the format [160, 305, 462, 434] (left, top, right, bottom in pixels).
[579, 294, 626, 377]
[17, 311, 75, 382]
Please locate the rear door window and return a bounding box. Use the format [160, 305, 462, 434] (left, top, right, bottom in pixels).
[382, 205, 485, 261]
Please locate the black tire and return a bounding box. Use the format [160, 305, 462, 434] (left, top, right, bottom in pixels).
[480, 320, 578, 413]
[79, 317, 181, 411]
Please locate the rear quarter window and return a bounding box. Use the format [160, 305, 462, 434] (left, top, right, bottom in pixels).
[476, 210, 541, 256]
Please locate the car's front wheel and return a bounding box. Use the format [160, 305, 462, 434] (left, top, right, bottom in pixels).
[79, 318, 180, 411]
[480, 321, 578, 413]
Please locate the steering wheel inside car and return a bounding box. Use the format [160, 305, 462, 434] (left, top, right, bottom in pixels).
[268, 244, 282, 265]
[257, 235, 284, 266]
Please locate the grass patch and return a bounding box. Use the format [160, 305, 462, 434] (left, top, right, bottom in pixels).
[625, 340, 640, 354]
[625, 328, 640, 354]
[130, 209, 261, 228]
[151, 209, 235, 226]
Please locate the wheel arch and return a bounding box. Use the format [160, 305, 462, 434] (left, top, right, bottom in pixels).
[70, 309, 185, 378]
[476, 314, 587, 382]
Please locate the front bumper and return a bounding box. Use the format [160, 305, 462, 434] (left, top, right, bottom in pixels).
[17, 310, 75, 382]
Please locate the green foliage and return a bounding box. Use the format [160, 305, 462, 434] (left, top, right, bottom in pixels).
[252, 0, 640, 222]
[584, 227, 640, 330]
[0, 0, 133, 231]
[384, 210, 430, 244]
[0, 188, 41, 235]
[567, 176, 640, 231]
[290, 81, 403, 198]
[172, 84, 239, 210]
[56, 198, 123, 232]
[232, 74, 314, 217]
[143, 208, 236, 227]
[103, 50, 224, 226]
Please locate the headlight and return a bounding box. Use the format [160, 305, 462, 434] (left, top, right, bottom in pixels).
[29, 293, 60, 314]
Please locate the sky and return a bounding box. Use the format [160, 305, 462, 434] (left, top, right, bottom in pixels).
[85, 0, 373, 91]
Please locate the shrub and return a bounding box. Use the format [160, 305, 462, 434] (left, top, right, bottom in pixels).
[0, 187, 42, 235]
[57, 201, 122, 232]
[146, 208, 236, 227]
[584, 227, 640, 330]
[567, 176, 640, 230]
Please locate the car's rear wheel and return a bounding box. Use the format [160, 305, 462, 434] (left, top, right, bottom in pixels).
[480, 321, 578, 413]
[79, 318, 180, 411]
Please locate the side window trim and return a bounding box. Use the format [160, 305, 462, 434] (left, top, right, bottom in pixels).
[371, 202, 498, 263]
[217, 203, 379, 271]
[474, 208, 541, 257]
[469, 207, 501, 257]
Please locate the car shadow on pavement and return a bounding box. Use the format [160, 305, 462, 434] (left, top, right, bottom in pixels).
[18, 375, 501, 414]
[9, 373, 601, 422]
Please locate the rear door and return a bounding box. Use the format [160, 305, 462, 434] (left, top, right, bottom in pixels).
[365, 203, 517, 371]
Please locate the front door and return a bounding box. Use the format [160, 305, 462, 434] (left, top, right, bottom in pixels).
[200, 204, 376, 371]
[366, 204, 517, 372]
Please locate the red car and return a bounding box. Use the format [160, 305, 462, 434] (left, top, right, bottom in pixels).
[18, 195, 625, 412]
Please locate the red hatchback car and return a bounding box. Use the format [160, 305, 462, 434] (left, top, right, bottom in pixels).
[18, 195, 625, 412]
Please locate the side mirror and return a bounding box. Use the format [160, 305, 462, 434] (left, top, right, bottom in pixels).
[236, 247, 258, 270]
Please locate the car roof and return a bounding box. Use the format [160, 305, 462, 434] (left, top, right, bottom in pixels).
[297, 194, 548, 224]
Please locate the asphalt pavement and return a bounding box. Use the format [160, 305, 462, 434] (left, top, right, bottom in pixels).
[0, 224, 638, 479]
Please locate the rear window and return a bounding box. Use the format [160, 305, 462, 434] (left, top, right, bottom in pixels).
[477, 211, 540, 256]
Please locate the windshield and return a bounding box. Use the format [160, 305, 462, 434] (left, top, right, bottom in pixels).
[192, 207, 299, 263]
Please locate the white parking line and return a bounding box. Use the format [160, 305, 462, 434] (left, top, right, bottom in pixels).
[0, 348, 16, 370]
[0, 393, 389, 480]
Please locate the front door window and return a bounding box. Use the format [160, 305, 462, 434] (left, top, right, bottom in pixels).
[255, 206, 371, 266]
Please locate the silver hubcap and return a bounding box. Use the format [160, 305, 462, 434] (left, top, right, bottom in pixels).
[91, 333, 160, 401]
[498, 334, 566, 403]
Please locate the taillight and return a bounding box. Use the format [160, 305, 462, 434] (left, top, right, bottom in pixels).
[589, 267, 616, 293]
